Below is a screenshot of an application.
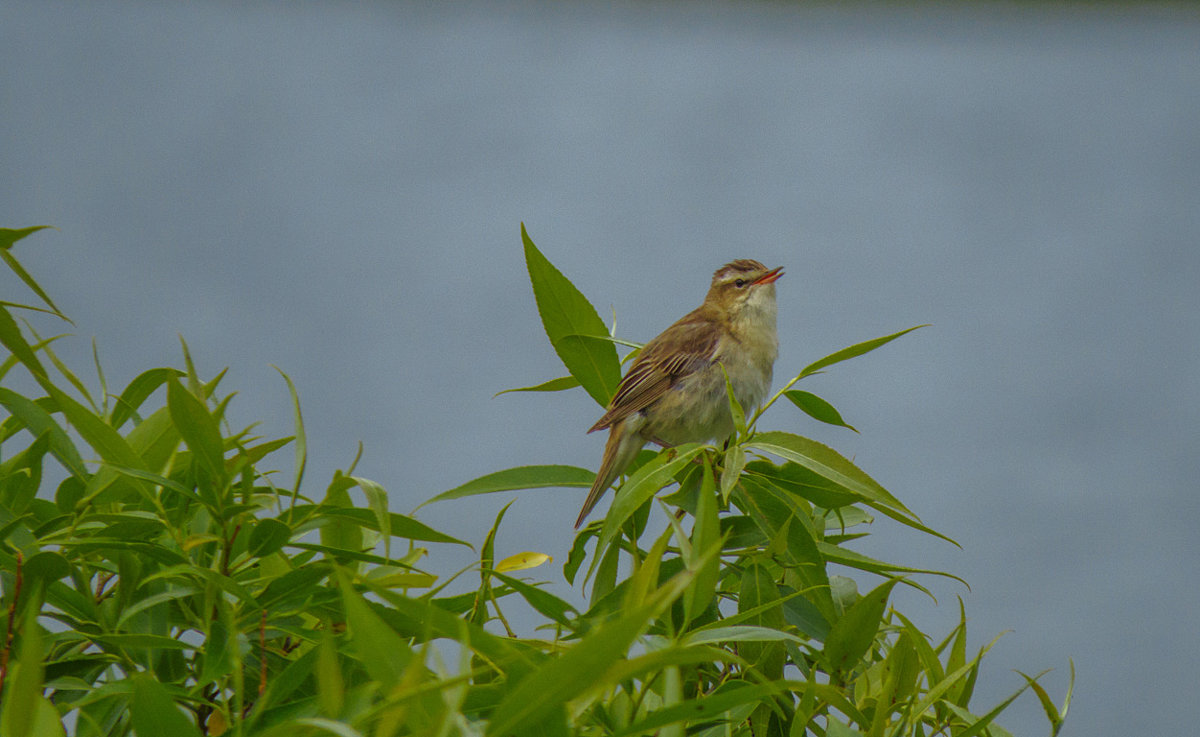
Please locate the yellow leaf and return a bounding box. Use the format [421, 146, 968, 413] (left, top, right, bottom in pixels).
[495, 551, 552, 572]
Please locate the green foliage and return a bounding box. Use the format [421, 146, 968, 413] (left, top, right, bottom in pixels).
[0, 224, 1072, 736]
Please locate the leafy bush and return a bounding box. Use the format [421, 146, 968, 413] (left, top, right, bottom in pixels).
[0, 224, 1070, 736]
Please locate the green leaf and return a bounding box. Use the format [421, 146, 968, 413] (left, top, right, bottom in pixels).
[287, 543, 400, 568]
[91, 338, 108, 414]
[29, 328, 95, 408]
[336, 569, 413, 686]
[590, 538, 620, 605]
[946, 596, 968, 670]
[661, 665, 684, 737]
[0, 514, 34, 548]
[1, 432, 48, 514]
[104, 465, 207, 508]
[817, 542, 967, 588]
[420, 464, 593, 508]
[892, 611, 946, 685]
[249, 517, 292, 557]
[166, 377, 225, 486]
[494, 375, 580, 397]
[472, 501, 512, 625]
[0, 225, 53, 250]
[1017, 659, 1073, 736]
[25, 699, 66, 737]
[115, 589, 198, 629]
[522, 223, 621, 407]
[488, 570, 577, 626]
[611, 681, 788, 737]
[365, 585, 537, 677]
[871, 630, 921, 731]
[823, 578, 897, 680]
[720, 363, 747, 436]
[734, 476, 833, 621]
[257, 561, 333, 609]
[825, 719, 866, 737]
[296, 506, 468, 547]
[739, 477, 820, 565]
[56, 540, 187, 567]
[562, 524, 594, 585]
[248, 642, 319, 719]
[22, 551, 71, 590]
[799, 325, 927, 378]
[0, 226, 68, 320]
[624, 524, 673, 610]
[231, 436, 292, 469]
[590, 444, 705, 581]
[747, 431, 911, 516]
[737, 561, 788, 679]
[142, 564, 258, 605]
[129, 673, 202, 737]
[316, 630, 344, 718]
[910, 632, 1008, 718]
[943, 669, 1046, 737]
[273, 365, 308, 499]
[486, 568, 693, 736]
[123, 404, 183, 477]
[0, 389, 86, 479]
[0, 306, 49, 380]
[719, 443, 745, 504]
[44, 387, 159, 504]
[819, 505, 873, 532]
[684, 457, 720, 627]
[683, 625, 806, 646]
[779, 587, 831, 641]
[319, 474, 361, 568]
[0, 617, 44, 737]
[603, 647, 745, 703]
[198, 600, 236, 683]
[278, 719, 364, 737]
[110, 367, 183, 429]
[0, 301, 62, 321]
[348, 475, 391, 557]
[1060, 659, 1076, 730]
[747, 434, 958, 547]
[91, 634, 195, 651]
[784, 390, 858, 433]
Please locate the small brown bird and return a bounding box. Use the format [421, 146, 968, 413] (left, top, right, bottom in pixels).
[576, 259, 783, 528]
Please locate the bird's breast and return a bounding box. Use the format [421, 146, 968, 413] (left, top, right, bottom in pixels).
[720, 306, 778, 405]
[640, 327, 776, 446]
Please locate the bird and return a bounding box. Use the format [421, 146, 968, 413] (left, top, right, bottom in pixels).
[576, 259, 783, 528]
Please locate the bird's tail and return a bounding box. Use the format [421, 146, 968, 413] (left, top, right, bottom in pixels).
[575, 422, 646, 528]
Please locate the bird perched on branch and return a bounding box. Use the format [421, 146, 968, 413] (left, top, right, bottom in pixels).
[576, 259, 782, 528]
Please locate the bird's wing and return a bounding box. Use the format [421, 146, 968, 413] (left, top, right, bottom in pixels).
[588, 311, 718, 433]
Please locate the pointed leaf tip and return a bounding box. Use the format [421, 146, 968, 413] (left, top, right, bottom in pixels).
[522, 226, 621, 406]
[801, 324, 928, 377]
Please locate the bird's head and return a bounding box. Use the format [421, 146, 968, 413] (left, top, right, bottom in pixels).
[704, 259, 784, 317]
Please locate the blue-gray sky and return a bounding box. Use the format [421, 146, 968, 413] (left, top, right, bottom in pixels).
[3, 2, 1199, 734]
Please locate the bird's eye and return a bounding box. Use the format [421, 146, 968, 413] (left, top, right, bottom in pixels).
[734, 279, 747, 288]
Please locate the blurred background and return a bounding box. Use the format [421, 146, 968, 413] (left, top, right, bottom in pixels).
[3, 1, 1198, 733]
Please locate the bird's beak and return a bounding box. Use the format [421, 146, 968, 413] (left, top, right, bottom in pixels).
[754, 266, 784, 285]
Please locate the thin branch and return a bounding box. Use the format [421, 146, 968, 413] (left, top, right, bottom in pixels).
[259, 609, 268, 697]
[0, 552, 25, 700]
